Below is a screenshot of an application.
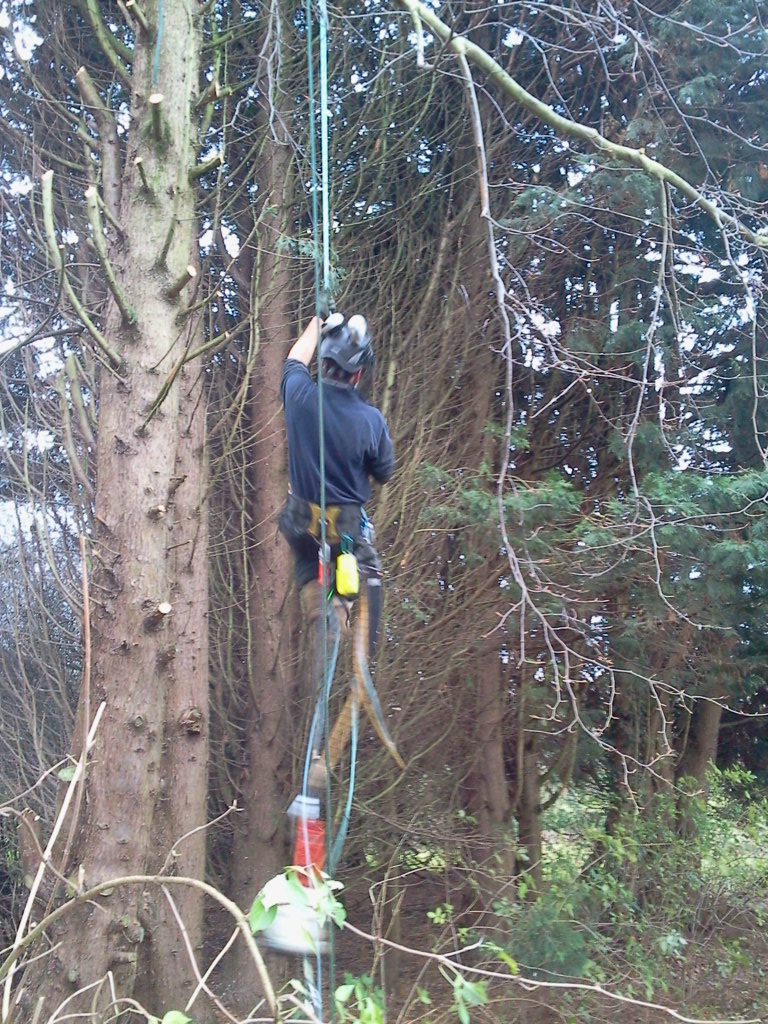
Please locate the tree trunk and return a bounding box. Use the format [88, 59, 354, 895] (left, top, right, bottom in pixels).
[137, 358, 210, 1017]
[677, 698, 722, 789]
[676, 697, 723, 838]
[16, 1, 206, 1018]
[469, 641, 514, 879]
[220, 65, 297, 1008]
[516, 730, 543, 894]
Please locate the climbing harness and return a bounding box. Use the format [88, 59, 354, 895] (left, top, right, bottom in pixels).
[259, 2, 403, 1018]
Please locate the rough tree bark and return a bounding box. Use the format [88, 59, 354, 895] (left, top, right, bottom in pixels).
[137, 356, 210, 1015]
[221, 44, 297, 1007]
[676, 691, 724, 838]
[14, 1, 208, 1019]
[516, 729, 543, 893]
[470, 642, 514, 877]
[677, 699, 723, 790]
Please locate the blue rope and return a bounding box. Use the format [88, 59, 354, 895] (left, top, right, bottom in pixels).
[328, 699, 358, 875]
[152, 0, 163, 87]
[302, 617, 341, 796]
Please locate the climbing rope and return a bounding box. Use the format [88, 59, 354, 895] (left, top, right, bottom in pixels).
[305, 0, 332, 784]
[260, 8, 403, 1019]
[297, 4, 404, 1016]
[304, 0, 335, 1015]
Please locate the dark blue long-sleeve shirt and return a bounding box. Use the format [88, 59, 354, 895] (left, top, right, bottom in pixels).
[281, 360, 394, 506]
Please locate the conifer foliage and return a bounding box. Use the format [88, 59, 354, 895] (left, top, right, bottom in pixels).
[1, 1, 767, 1020]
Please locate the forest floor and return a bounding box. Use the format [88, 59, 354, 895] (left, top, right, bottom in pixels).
[331, 876, 768, 1024]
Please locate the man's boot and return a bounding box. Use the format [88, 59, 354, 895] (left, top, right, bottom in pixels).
[300, 581, 330, 792]
[300, 579, 325, 632]
[300, 579, 326, 691]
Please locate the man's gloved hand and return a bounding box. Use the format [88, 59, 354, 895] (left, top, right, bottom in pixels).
[317, 288, 336, 321]
[323, 311, 345, 334]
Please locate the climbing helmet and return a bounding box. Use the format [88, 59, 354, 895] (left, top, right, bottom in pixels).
[320, 312, 373, 373]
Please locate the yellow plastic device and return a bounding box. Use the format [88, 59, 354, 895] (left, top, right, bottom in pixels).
[335, 551, 360, 598]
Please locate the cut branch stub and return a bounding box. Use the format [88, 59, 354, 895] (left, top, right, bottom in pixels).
[179, 707, 203, 735]
[125, 0, 149, 35]
[195, 79, 221, 112]
[133, 157, 152, 196]
[164, 264, 197, 301]
[143, 602, 172, 631]
[149, 93, 164, 142]
[75, 66, 109, 125]
[189, 150, 224, 182]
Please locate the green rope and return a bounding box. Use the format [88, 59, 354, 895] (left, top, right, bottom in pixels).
[305, 0, 331, 760]
[318, 0, 331, 293]
[304, 0, 330, 572]
[314, 14, 337, 1002]
[305, 0, 336, 1012]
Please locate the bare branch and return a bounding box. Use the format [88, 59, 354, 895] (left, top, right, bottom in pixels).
[398, 0, 768, 248]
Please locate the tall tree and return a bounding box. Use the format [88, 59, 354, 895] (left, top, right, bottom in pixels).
[1, 0, 210, 1017]
[2, 0, 767, 1019]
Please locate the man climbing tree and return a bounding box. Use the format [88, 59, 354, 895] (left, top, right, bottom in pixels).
[278, 311, 394, 667]
[257, 311, 395, 956]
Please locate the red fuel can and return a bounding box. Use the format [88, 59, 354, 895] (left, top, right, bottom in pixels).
[292, 818, 326, 885]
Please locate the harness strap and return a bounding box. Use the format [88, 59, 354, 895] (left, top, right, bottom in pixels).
[323, 587, 406, 773]
[306, 588, 404, 793]
[307, 501, 343, 543]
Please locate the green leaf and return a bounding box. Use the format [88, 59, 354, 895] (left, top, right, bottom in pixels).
[461, 980, 488, 1007]
[335, 984, 355, 1004]
[161, 1012, 192, 1024]
[496, 948, 519, 975]
[58, 765, 76, 782]
[322, 889, 347, 928]
[248, 896, 277, 934]
[360, 994, 384, 1024]
[285, 870, 311, 908]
